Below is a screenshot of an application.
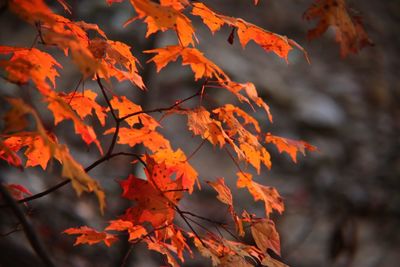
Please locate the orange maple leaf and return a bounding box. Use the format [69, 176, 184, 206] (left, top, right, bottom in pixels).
[304, 0, 373, 57]
[64, 226, 117, 247]
[126, 0, 195, 47]
[214, 104, 271, 172]
[250, 218, 281, 256]
[221, 81, 273, 122]
[46, 93, 103, 153]
[60, 90, 106, 126]
[145, 239, 180, 267]
[109, 96, 159, 129]
[9, 0, 108, 77]
[207, 177, 244, 236]
[185, 107, 229, 147]
[89, 39, 145, 89]
[3, 133, 51, 170]
[192, 3, 309, 62]
[152, 148, 198, 193]
[0, 47, 61, 93]
[105, 220, 147, 241]
[104, 127, 170, 152]
[237, 172, 284, 216]
[265, 133, 317, 163]
[145, 46, 229, 81]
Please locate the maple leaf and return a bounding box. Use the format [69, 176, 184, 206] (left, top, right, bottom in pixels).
[145, 46, 229, 81]
[191, 3, 309, 62]
[237, 172, 284, 216]
[89, 39, 145, 89]
[64, 226, 117, 247]
[3, 133, 51, 170]
[152, 148, 198, 193]
[126, 0, 195, 47]
[250, 219, 281, 256]
[265, 133, 317, 163]
[221, 81, 273, 122]
[104, 127, 170, 152]
[9, 0, 107, 77]
[60, 90, 106, 126]
[207, 177, 244, 236]
[304, 0, 373, 57]
[160, 226, 192, 261]
[206, 177, 233, 207]
[105, 220, 147, 241]
[213, 104, 260, 133]
[0, 46, 61, 93]
[119, 156, 184, 227]
[240, 143, 272, 173]
[46, 92, 103, 153]
[191, 234, 261, 267]
[109, 96, 159, 129]
[56, 145, 106, 213]
[185, 107, 229, 147]
[191, 3, 226, 34]
[145, 239, 180, 267]
[214, 104, 271, 172]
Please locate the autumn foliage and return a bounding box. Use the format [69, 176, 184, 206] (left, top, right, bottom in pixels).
[0, 0, 371, 266]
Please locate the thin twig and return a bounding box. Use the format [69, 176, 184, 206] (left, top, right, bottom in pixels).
[67, 76, 83, 104]
[186, 138, 207, 162]
[180, 210, 227, 226]
[118, 90, 201, 123]
[174, 206, 206, 247]
[224, 147, 246, 175]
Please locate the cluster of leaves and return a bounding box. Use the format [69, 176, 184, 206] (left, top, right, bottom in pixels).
[0, 0, 371, 266]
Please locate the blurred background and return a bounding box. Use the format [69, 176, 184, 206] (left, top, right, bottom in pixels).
[0, 0, 399, 266]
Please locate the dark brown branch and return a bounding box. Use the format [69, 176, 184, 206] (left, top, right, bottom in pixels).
[0, 180, 55, 267]
[0, 152, 143, 207]
[96, 75, 121, 157]
[96, 75, 118, 121]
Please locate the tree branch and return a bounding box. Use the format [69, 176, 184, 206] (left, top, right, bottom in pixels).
[0, 152, 143, 207]
[0, 180, 55, 267]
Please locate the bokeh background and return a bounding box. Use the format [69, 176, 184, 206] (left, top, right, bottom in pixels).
[0, 0, 399, 266]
